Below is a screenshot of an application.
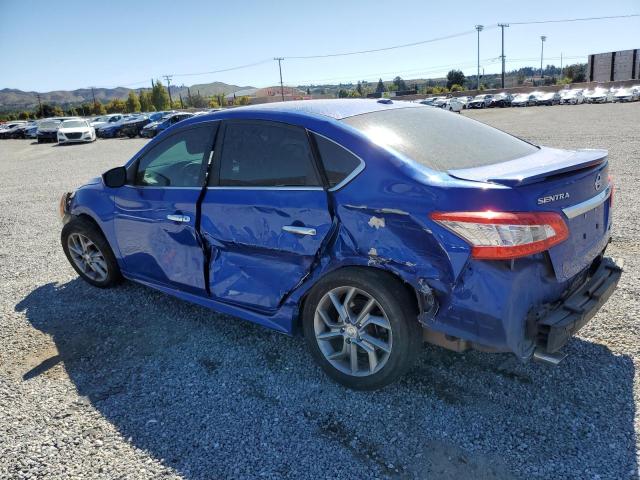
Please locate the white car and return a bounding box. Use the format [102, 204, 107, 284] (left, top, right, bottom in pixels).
[443, 97, 463, 112]
[584, 88, 615, 103]
[612, 88, 639, 102]
[57, 119, 96, 144]
[559, 89, 584, 105]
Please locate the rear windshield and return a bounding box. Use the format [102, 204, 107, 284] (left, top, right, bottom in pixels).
[342, 107, 538, 171]
[61, 120, 87, 128]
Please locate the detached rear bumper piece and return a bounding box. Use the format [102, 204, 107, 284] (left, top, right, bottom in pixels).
[535, 257, 622, 353]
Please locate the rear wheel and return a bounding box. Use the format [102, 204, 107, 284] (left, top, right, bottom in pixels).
[302, 268, 422, 390]
[61, 217, 121, 288]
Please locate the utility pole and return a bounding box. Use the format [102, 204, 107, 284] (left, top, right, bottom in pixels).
[274, 57, 285, 101]
[36, 93, 42, 118]
[90, 87, 96, 104]
[540, 36, 547, 80]
[560, 52, 563, 76]
[498, 23, 509, 88]
[475, 25, 484, 90]
[163, 75, 173, 107]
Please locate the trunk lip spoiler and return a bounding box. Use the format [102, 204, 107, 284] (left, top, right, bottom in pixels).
[562, 185, 611, 219]
[447, 147, 608, 186]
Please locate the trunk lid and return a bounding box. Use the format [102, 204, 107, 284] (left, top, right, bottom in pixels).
[449, 147, 612, 282]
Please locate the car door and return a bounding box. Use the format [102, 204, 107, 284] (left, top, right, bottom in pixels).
[200, 120, 333, 312]
[113, 123, 218, 296]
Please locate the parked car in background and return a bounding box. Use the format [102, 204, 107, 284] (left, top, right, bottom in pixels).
[90, 114, 125, 130]
[96, 115, 135, 138]
[25, 121, 41, 139]
[454, 96, 472, 109]
[584, 88, 614, 104]
[432, 97, 449, 108]
[510, 93, 536, 107]
[536, 92, 561, 106]
[488, 93, 513, 108]
[140, 112, 193, 138]
[559, 89, 585, 105]
[0, 121, 28, 139]
[57, 119, 96, 144]
[612, 88, 639, 102]
[443, 97, 463, 112]
[418, 97, 438, 106]
[467, 94, 493, 109]
[37, 118, 65, 143]
[120, 112, 169, 138]
[9, 121, 38, 139]
[59, 99, 621, 390]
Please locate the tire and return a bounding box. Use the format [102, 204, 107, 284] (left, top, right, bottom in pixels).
[61, 217, 122, 288]
[302, 268, 422, 390]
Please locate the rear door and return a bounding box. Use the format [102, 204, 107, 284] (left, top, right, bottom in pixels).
[200, 120, 333, 312]
[113, 123, 217, 295]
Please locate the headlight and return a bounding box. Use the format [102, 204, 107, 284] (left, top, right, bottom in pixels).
[58, 191, 73, 219]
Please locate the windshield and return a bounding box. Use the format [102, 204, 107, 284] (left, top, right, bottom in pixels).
[61, 120, 87, 128]
[342, 107, 538, 171]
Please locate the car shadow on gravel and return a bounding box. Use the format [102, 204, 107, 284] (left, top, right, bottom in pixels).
[16, 280, 638, 480]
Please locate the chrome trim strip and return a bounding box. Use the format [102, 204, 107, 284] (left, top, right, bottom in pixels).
[282, 225, 317, 236]
[562, 185, 611, 219]
[311, 132, 366, 192]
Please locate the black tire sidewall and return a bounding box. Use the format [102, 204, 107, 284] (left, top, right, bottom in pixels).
[61, 217, 121, 288]
[302, 268, 422, 390]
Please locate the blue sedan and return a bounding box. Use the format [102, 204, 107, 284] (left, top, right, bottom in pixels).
[59, 99, 621, 389]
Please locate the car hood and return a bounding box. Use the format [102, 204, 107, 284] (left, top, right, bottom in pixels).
[60, 127, 91, 133]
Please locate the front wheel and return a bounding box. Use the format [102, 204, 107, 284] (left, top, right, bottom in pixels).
[61, 217, 121, 288]
[302, 268, 422, 390]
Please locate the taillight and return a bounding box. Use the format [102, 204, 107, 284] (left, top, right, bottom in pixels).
[431, 211, 569, 260]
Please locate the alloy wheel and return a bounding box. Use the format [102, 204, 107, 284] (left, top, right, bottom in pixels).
[314, 286, 393, 377]
[67, 233, 108, 282]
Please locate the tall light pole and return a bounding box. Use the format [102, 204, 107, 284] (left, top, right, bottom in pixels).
[540, 36, 547, 80]
[498, 23, 509, 88]
[274, 57, 285, 101]
[475, 25, 484, 90]
[163, 75, 173, 107]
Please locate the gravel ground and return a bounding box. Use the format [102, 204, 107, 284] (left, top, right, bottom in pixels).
[0, 103, 639, 480]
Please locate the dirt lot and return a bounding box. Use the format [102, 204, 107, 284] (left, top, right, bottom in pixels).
[1, 103, 639, 479]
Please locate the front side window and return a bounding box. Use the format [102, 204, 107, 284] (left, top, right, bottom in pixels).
[135, 126, 214, 187]
[217, 121, 320, 187]
[312, 134, 362, 188]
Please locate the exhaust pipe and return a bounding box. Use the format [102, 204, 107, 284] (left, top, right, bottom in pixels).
[533, 349, 567, 366]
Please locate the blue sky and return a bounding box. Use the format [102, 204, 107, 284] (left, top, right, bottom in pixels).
[1, 0, 638, 92]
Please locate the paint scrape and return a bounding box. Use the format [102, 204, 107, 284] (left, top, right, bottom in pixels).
[368, 216, 386, 229]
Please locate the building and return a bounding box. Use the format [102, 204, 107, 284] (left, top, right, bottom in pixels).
[588, 49, 640, 82]
[225, 86, 309, 105]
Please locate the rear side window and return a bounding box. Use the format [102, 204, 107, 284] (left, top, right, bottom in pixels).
[312, 134, 362, 188]
[217, 121, 320, 187]
[342, 107, 538, 171]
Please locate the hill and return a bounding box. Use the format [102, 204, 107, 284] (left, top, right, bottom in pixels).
[0, 81, 252, 111]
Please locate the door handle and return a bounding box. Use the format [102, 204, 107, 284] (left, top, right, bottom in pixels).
[282, 225, 316, 236]
[166, 214, 191, 223]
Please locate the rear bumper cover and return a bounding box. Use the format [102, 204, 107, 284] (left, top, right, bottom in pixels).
[534, 256, 622, 353]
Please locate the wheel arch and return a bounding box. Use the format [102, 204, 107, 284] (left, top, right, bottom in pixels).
[293, 264, 422, 335]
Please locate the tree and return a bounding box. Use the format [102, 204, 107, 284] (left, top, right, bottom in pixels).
[449, 84, 464, 92]
[393, 76, 407, 91]
[18, 111, 32, 120]
[151, 80, 170, 111]
[356, 81, 363, 97]
[190, 91, 208, 108]
[375, 78, 386, 93]
[105, 99, 126, 113]
[139, 91, 153, 111]
[208, 97, 220, 108]
[565, 63, 587, 83]
[337, 89, 349, 98]
[92, 102, 107, 115]
[126, 91, 141, 113]
[446, 70, 465, 89]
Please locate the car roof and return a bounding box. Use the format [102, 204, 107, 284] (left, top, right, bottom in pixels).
[202, 99, 423, 121]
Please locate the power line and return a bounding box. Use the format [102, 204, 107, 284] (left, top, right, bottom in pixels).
[283, 28, 494, 60]
[508, 13, 639, 25]
[171, 59, 273, 78]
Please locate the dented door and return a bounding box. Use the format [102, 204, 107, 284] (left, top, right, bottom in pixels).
[200, 188, 332, 311]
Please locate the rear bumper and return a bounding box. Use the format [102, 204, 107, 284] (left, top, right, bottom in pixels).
[534, 256, 622, 353]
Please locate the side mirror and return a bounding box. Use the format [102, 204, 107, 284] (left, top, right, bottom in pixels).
[102, 166, 127, 188]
